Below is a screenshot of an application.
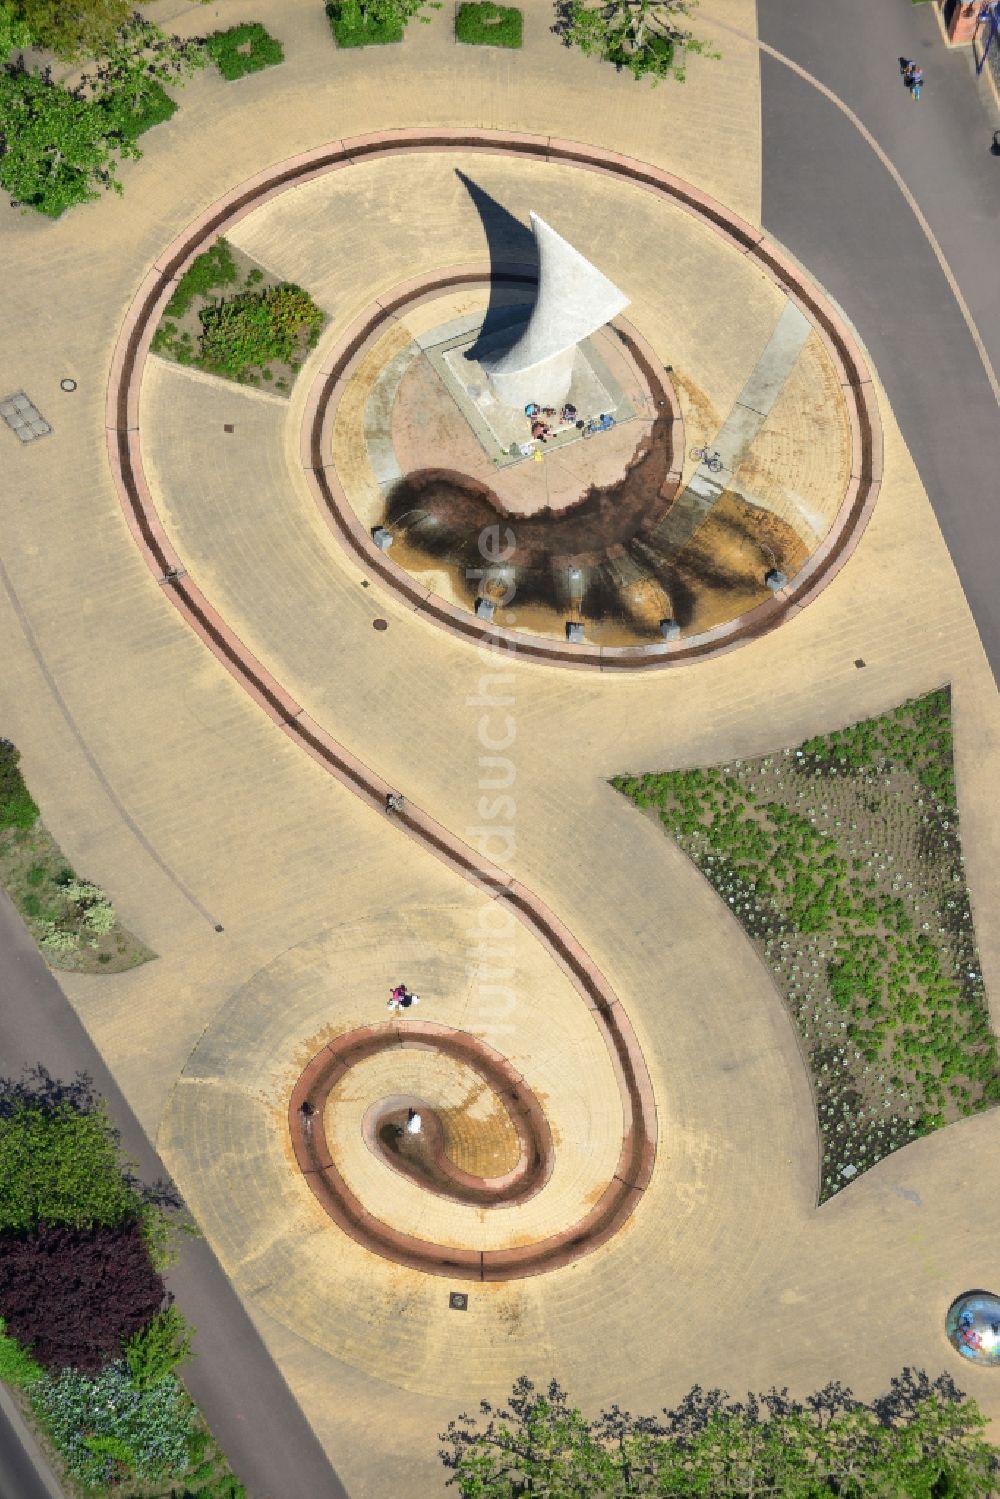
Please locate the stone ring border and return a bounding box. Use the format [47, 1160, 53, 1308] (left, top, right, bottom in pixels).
[288, 1021, 656, 1281]
[106, 128, 882, 675]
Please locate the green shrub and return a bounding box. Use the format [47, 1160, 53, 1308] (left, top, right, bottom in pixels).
[64, 878, 117, 935]
[0, 1318, 44, 1389]
[164, 238, 239, 319]
[102, 78, 177, 140]
[0, 1100, 143, 1233]
[37, 922, 80, 953]
[0, 741, 38, 830]
[326, 0, 442, 46]
[125, 1305, 193, 1390]
[205, 22, 284, 79]
[456, 2, 522, 46]
[198, 283, 324, 378]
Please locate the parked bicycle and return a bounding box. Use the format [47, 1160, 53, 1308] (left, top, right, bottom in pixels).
[690, 444, 724, 473]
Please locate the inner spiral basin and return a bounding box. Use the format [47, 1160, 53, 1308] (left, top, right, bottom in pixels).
[362, 1091, 544, 1206]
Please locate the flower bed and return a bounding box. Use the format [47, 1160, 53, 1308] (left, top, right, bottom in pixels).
[613, 688, 998, 1200]
[0, 1073, 243, 1497]
[0, 740, 152, 972]
[151, 237, 325, 392]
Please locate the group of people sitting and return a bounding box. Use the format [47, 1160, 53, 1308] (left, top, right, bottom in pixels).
[524, 401, 578, 444]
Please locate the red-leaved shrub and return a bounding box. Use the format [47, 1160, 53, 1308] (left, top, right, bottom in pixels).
[0, 1219, 165, 1372]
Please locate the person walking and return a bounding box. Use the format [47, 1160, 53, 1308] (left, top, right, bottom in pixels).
[902, 59, 924, 99]
[388, 985, 421, 1011]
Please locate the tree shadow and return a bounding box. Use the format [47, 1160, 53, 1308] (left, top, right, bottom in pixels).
[456, 170, 539, 361]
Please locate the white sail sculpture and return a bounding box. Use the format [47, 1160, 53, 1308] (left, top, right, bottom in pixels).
[481, 212, 630, 410]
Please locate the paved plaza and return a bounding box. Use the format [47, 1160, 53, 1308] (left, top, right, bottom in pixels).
[2, 0, 1000, 1495]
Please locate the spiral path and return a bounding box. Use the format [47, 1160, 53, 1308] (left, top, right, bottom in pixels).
[288, 1019, 653, 1278]
[5, 3, 1000, 1494]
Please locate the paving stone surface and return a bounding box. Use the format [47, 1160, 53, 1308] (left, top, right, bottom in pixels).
[1, 2, 999, 1497]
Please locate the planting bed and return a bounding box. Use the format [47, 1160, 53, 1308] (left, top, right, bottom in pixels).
[456, 2, 523, 46]
[204, 23, 284, 80]
[613, 688, 998, 1200]
[0, 742, 152, 973]
[150, 237, 325, 393]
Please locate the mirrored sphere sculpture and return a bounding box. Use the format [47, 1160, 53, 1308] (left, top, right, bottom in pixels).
[946, 1291, 1000, 1365]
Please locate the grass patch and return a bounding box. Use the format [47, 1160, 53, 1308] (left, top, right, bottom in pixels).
[152, 237, 325, 392]
[456, 1, 522, 46]
[612, 688, 998, 1200]
[0, 741, 153, 974]
[204, 22, 285, 79]
[326, 0, 404, 46]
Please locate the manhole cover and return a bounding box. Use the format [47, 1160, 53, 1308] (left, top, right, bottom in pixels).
[1, 391, 51, 443]
[60, 378, 77, 393]
[373, 618, 388, 632]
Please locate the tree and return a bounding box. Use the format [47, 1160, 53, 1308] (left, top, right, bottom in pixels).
[332, 0, 442, 38]
[553, 0, 717, 83]
[0, 3, 31, 59]
[439, 1373, 1000, 1497]
[0, 1220, 166, 1372]
[11, 0, 130, 62]
[0, 59, 139, 215]
[77, 14, 206, 137]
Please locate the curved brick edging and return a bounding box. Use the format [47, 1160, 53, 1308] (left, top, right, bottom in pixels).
[102, 129, 879, 1270]
[287, 1022, 657, 1280]
[107, 129, 882, 675]
[104, 133, 665, 1279]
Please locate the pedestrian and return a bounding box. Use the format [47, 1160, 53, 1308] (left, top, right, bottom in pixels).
[388, 985, 421, 1011]
[902, 59, 923, 98]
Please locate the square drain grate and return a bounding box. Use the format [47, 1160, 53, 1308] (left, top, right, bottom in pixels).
[448, 1291, 468, 1312]
[1, 392, 51, 443]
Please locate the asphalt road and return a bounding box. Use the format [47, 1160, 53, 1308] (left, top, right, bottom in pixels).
[0, 1386, 62, 1499]
[757, 0, 1000, 678]
[0, 892, 348, 1499]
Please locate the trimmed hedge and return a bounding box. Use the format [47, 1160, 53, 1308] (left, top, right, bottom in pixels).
[205, 22, 285, 80]
[456, 1, 522, 46]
